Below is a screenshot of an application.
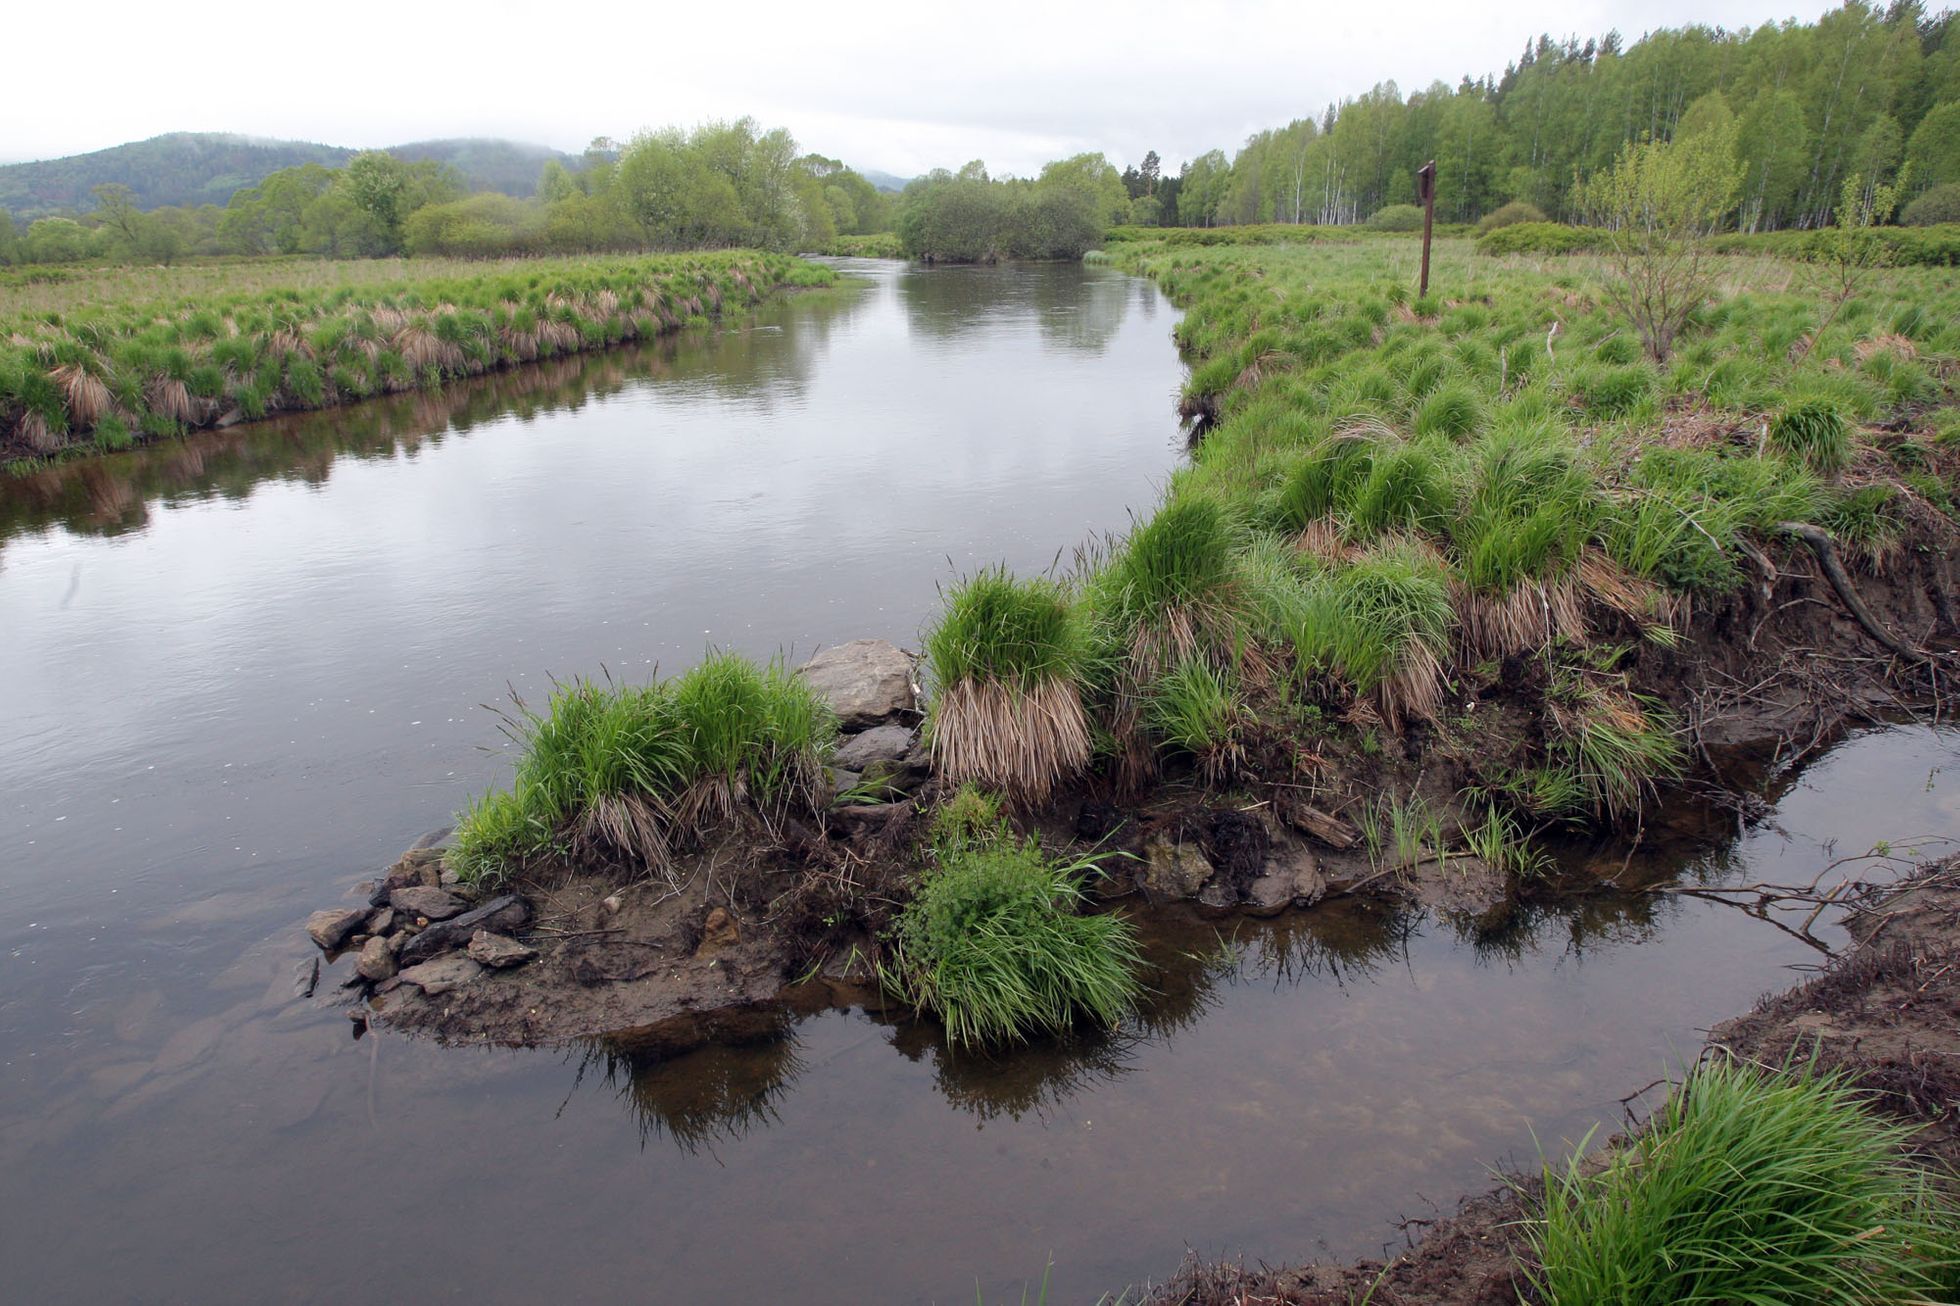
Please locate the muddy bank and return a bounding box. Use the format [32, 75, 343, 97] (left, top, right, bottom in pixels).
[1127, 856, 1960, 1305]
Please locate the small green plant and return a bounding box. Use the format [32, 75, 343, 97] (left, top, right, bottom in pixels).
[1143, 658, 1246, 784]
[931, 783, 1009, 851]
[1770, 399, 1854, 476]
[1546, 672, 1685, 825]
[1530, 1055, 1958, 1305]
[882, 840, 1143, 1047]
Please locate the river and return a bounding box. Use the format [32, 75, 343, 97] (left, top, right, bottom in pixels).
[0, 258, 1953, 1303]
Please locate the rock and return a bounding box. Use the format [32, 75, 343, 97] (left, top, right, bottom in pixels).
[566, 939, 663, 986]
[397, 954, 484, 996]
[834, 724, 917, 771]
[1139, 836, 1214, 900]
[798, 639, 915, 728]
[438, 864, 461, 889]
[388, 886, 468, 921]
[467, 931, 538, 969]
[355, 935, 397, 983]
[396, 895, 531, 967]
[831, 802, 908, 834]
[701, 908, 740, 949]
[304, 907, 370, 953]
[215, 407, 245, 429]
[827, 767, 863, 801]
[367, 854, 441, 907]
[601, 894, 624, 917]
[860, 755, 930, 797]
[366, 907, 396, 937]
[374, 976, 403, 996]
[1246, 854, 1327, 916]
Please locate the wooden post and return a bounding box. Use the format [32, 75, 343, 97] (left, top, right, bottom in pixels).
[1416, 160, 1437, 299]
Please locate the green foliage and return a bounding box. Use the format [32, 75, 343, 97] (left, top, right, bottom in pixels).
[1770, 400, 1854, 475]
[1901, 184, 1960, 227]
[1546, 673, 1683, 823]
[1476, 201, 1547, 234]
[925, 567, 1084, 692]
[1578, 124, 1741, 361]
[1365, 204, 1424, 232]
[895, 163, 1105, 263]
[1, 250, 830, 459]
[1530, 1056, 1957, 1306]
[448, 655, 834, 886]
[1476, 222, 1608, 256]
[1143, 658, 1245, 781]
[882, 839, 1143, 1047]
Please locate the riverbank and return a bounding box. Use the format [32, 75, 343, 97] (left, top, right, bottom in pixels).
[1128, 853, 1960, 1305]
[0, 249, 836, 469]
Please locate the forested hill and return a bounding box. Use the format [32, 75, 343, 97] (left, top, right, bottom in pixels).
[0, 133, 581, 218]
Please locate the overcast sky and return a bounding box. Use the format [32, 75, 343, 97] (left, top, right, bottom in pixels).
[9, 0, 1845, 176]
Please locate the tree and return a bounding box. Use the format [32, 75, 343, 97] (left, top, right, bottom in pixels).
[1903, 101, 1960, 192]
[1579, 121, 1742, 360]
[1139, 150, 1162, 196]
[1035, 153, 1128, 227]
[1177, 150, 1231, 226]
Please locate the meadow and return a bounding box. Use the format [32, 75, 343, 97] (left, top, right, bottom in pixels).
[0, 250, 835, 466]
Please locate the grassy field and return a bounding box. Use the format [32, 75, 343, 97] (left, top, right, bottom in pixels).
[1, 250, 836, 467]
[919, 232, 1958, 850]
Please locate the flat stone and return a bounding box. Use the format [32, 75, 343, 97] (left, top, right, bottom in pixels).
[304, 907, 370, 953]
[388, 886, 468, 921]
[834, 724, 917, 771]
[397, 955, 484, 996]
[367, 856, 440, 907]
[355, 935, 397, 983]
[365, 907, 396, 937]
[396, 895, 531, 967]
[467, 931, 538, 969]
[1139, 836, 1214, 900]
[798, 639, 916, 728]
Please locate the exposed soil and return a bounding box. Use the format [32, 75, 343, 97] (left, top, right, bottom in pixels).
[1125, 858, 1960, 1305]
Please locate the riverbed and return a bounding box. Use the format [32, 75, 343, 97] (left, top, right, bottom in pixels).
[1, 258, 1954, 1303]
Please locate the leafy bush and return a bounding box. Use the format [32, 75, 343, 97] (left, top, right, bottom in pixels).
[1366, 204, 1425, 232]
[882, 839, 1142, 1046]
[1531, 1056, 1958, 1305]
[1476, 222, 1608, 256]
[1900, 185, 1960, 227]
[1476, 201, 1548, 234]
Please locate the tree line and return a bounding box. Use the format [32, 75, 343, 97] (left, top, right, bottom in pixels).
[0, 120, 893, 266]
[1149, 0, 1956, 231]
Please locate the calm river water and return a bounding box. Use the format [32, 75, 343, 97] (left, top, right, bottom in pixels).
[1, 259, 1954, 1303]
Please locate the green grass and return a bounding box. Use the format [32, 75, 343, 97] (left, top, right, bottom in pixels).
[1530, 1056, 1959, 1305]
[924, 567, 1093, 802]
[2, 250, 836, 464]
[449, 654, 834, 887]
[1142, 657, 1245, 784]
[1546, 673, 1685, 825]
[881, 838, 1144, 1047]
[1771, 399, 1856, 476]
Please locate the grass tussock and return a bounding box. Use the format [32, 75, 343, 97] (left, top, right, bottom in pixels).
[448, 653, 833, 887]
[1530, 1055, 1960, 1305]
[881, 831, 1143, 1048]
[925, 568, 1092, 804]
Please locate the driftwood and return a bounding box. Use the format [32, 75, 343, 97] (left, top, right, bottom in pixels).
[1777, 521, 1940, 665]
[1281, 801, 1361, 850]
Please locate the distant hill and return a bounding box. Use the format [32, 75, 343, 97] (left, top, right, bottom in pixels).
[0, 133, 582, 219]
[860, 170, 915, 194]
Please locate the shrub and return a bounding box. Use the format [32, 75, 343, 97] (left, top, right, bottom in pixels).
[1900, 184, 1960, 227]
[881, 840, 1142, 1046]
[924, 567, 1091, 803]
[1530, 1056, 1957, 1305]
[1476, 201, 1548, 235]
[1476, 222, 1608, 257]
[1365, 204, 1425, 232]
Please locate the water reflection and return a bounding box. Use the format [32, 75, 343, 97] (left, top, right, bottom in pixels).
[575, 1017, 806, 1152]
[895, 260, 1137, 356]
[0, 278, 873, 549]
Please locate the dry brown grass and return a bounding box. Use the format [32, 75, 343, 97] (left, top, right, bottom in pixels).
[931, 677, 1092, 804]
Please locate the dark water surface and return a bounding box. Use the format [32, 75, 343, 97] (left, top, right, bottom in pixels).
[1, 260, 1954, 1304]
